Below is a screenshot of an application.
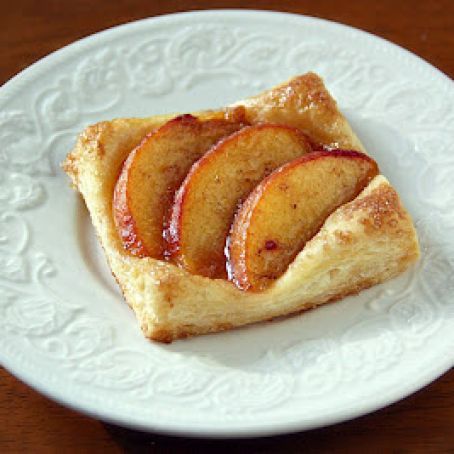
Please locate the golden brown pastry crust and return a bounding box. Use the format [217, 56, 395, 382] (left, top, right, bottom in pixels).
[63, 73, 419, 342]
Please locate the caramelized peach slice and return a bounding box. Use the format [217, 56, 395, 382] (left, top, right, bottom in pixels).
[167, 124, 312, 278]
[113, 114, 244, 258]
[228, 150, 379, 291]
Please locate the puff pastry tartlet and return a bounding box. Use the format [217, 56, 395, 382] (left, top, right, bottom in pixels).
[63, 73, 420, 342]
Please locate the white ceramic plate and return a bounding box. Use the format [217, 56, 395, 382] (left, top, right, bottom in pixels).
[1, 10, 453, 438]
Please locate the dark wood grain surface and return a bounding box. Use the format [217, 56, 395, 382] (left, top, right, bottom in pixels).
[1, 1, 453, 452]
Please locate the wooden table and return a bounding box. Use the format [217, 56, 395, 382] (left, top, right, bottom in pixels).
[1, 1, 453, 452]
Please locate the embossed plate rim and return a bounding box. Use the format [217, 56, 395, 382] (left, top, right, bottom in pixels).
[0, 10, 453, 438]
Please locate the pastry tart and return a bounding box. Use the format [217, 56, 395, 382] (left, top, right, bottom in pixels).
[63, 73, 419, 342]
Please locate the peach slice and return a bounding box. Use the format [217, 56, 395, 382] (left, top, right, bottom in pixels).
[167, 124, 312, 278]
[228, 150, 379, 291]
[113, 114, 244, 258]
